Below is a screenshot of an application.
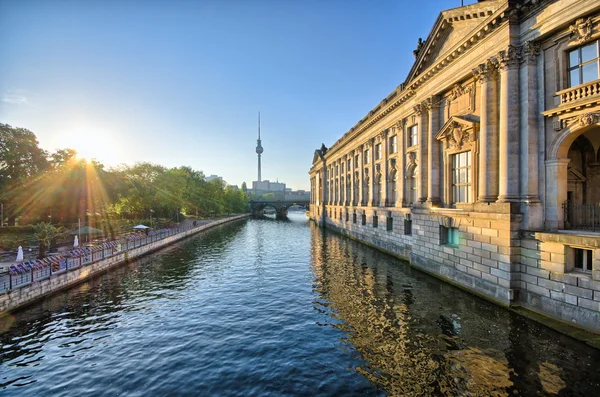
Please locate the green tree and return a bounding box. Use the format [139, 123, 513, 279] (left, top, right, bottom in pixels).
[33, 222, 63, 259]
[241, 182, 247, 193]
[0, 124, 49, 224]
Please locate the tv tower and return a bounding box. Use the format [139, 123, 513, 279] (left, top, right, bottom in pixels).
[255, 112, 263, 182]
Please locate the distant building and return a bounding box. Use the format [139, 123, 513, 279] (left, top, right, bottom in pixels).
[206, 174, 224, 183]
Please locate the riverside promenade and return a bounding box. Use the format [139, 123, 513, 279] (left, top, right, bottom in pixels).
[0, 214, 250, 313]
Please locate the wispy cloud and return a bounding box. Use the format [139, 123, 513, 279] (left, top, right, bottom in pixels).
[2, 92, 29, 105]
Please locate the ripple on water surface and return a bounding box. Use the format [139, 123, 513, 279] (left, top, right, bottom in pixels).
[1, 213, 599, 396]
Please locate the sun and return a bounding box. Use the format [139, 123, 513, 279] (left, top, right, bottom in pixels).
[54, 129, 123, 166]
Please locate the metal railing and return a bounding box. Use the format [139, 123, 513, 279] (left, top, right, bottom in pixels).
[564, 201, 600, 232]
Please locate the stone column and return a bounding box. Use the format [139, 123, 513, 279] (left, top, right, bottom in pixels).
[358, 145, 364, 206]
[521, 41, 541, 201]
[368, 139, 376, 207]
[350, 150, 355, 206]
[497, 45, 521, 202]
[380, 130, 389, 206]
[474, 60, 499, 202]
[396, 120, 406, 207]
[426, 97, 441, 205]
[415, 104, 428, 203]
[545, 159, 570, 231]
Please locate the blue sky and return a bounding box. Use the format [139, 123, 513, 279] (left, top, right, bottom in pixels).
[0, 0, 476, 190]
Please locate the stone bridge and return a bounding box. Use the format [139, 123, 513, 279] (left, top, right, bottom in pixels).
[249, 200, 310, 219]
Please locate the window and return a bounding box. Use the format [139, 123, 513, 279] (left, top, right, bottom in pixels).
[341, 163, 344, 173]
[373, 212, 378, 228]
[568, 247, 593, 272]
[375, 143, 382, 160]
[404, 215, 412, 235]
[361, 212, 367, 226]
[452, 151, 472, 203]
[364, 149, 370, 164]
[408, 125, 418, 147]
[389, 135, 397, 154]
[353, 211, 357, 224]
[440, 226, 459, 246]
[347, 159, 351, 171]
[407, 166, 418, 204]
[346, 210, 349, 222]
[568, 40, 599, 88]
[355, 154, 360, 168]
[386, 212, 393, 231]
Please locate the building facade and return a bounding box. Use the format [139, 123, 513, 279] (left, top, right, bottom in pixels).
[308, 0, 600, 333]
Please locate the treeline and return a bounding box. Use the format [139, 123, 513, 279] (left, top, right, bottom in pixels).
[0, 123, 248, 226]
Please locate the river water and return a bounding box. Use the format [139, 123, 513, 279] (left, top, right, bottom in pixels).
[1, 213, 599, 396]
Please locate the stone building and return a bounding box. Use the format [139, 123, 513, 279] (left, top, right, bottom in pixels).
[308, 0, 600, 333]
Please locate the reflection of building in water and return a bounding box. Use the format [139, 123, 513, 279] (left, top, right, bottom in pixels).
[308, 0, 600, 334]
[309, 228, 521, 396]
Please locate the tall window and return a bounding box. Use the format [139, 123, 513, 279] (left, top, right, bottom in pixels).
[408, 125, 418, 147]
[364, 149, 370, 164]
[375, 143, 382, 160]
[389, 135, 397, 154]
[347, 158, 351, 171]
[452, 151, 472, 203]
[568, 40, 599, 88]
[355, 154, 360, 168]
[407, 167, 418, 204]
[341, 163, 344, 173]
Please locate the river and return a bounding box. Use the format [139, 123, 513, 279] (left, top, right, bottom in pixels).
[1, 212, 599, 396]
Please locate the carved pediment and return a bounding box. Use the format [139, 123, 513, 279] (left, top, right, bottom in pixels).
[435, 115, 479, 151]
[405, 1, 503, 84]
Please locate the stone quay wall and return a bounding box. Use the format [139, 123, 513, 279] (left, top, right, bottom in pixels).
[0, 214, 250, 313]
[313, 206, 600, 334]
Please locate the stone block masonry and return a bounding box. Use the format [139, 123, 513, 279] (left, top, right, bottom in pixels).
[0, 215, 250, 313]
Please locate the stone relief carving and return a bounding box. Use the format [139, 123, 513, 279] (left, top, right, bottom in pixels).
[407, 152, 417, 167]
[498, 44, 521, 70]
[389, 158, 397, 171]
[450, 84, 464, 100]
[413, 104, 423, 116]
[521, 41, 540, 65]
[395, 119, 406, 131]
[449, 122, 470, 150]
[561, 112, 600, 130]
[472, 59, 497, 83]
[570, 18, 593, 43]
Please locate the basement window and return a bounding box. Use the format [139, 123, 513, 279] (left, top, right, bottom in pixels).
[567, 247, 593, 273]
[386, 212, 393, 231]
[361, 212, 367, 226]
[373, 212, 378, 228]
[353, 211, 357, 224]
[440, 226, 459, 247]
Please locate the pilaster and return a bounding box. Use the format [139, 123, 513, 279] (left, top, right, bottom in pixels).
[380, 129, 389, 206]
[425, 97, 441, 205]
[497, 44, 521, 203]
[473, 59, 499, 202]
[415, 104, 428, 203]
[396, 120, 406, 207]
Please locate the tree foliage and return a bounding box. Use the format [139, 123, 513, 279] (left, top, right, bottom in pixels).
[0, 124, 248, 226]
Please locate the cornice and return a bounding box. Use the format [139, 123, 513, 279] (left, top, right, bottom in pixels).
[321, 1, 556, 163]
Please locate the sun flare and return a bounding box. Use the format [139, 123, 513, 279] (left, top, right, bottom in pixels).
[54, 129, 123, 166]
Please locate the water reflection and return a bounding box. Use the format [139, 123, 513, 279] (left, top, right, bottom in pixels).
[310, 223, 600, 396]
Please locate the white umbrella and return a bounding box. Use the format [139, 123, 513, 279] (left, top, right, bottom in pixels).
[133, 224, 150, 229]
[16, 246, 24, 262]
[74, 235, 79, 247]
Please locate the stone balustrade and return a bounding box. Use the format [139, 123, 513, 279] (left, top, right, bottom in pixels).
[558, 79, 600, 106]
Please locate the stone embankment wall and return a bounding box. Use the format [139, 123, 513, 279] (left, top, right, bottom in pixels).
[0, 215, 249, 313]
[314, 207, 600, 334]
